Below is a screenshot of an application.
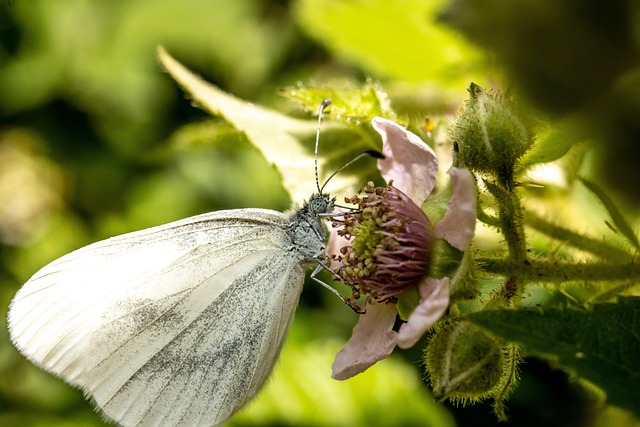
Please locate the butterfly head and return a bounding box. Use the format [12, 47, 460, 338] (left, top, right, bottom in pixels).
[308, 193, 335, 216]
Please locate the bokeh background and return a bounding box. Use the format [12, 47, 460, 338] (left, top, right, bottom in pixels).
[1, 0, 639, 426]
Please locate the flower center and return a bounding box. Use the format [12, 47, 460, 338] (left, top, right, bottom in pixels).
[332, 182, 434, 303]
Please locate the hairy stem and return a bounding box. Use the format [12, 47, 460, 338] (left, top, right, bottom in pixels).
[478, 257, 640, 283]
[484, 179, 528, 305]
[499, 190, 527, 263]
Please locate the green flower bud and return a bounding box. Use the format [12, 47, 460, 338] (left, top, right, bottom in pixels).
[451, 83, 534, 184]
[425, 320, 506, 403]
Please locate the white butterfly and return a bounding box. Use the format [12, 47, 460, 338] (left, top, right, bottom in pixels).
[7, 100, 350, 426]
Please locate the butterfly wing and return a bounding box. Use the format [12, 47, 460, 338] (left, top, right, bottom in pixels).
[8, 209, 307, 426]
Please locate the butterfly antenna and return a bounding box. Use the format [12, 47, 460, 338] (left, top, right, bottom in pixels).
[319, 150, 384, 194]
[315, 99, 332, 194]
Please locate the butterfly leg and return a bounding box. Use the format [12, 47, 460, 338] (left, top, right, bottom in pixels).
[310, 262, 365, 314]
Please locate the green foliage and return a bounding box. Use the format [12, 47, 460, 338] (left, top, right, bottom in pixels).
[293, 0, 483, 87]
[516, 121, 579, 174]
[282, 83, 395, 123]
[428, 239, 462, 279]
[440, 0, 635, 113]
[441, 0, 640, 203]
[159, 47, 380, 202]
[447, 80, 640, 421]
[0, 0, 293, 156]
[2, 0, 640, 426]
[467, 297, 640, 418]
[232, 316, 456, 427]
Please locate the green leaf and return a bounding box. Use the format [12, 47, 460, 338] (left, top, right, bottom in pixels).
[158, 47, 377, 203]
[282, 83, 394, 123]
[579, 178, 640, 251]
[467, 297, 640, 416]
[293, 0, 482, 87]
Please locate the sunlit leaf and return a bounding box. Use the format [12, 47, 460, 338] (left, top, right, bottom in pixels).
[293, 0, 483, 87]
[282, 83, 395, 123]
[158, 47, 378, 202]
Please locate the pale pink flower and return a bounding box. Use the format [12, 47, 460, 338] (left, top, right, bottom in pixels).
[331, 117, 476, 380]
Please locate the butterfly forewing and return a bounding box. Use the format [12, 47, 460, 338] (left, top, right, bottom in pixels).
[98, 250, 303, 426]
[8, 207, 322, 427]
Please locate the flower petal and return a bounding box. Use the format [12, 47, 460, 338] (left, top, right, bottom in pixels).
[434, 167, 476, 251]
[332, 299, 398, 380]
[372, 117, 438, 206]
[397, 277, 450, 349]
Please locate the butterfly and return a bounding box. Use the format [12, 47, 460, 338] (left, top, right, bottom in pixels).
[8, 99, 361, 426]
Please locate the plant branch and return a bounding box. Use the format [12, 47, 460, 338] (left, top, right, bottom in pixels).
[477, 257, 640, 283]
[483, 179, 528, 305]
[484, 180, 527, 263]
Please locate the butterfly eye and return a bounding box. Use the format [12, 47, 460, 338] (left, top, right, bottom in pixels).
[309, 195, 329, 214]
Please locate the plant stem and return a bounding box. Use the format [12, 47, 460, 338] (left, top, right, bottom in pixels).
[499, 190, 527, 263]
[484, 179, 528, 305]
[478, 257, 640, 283]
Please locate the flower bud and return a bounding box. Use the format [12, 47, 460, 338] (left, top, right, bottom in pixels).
[451, 83, 534, 183]
[425, 320, 506, 403]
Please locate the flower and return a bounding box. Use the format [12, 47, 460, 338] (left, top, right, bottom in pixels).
[334, 182, 434, 303]
[331, 117, 477, 380]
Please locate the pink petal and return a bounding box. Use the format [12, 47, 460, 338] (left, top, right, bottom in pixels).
[397, 277, 450, 349]
[332, 299, 398, 380]
[372, 117, 438, 206]
[433, 167, 476, 251]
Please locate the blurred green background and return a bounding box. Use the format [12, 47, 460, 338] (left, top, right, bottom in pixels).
[1, 0, 639, 426]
